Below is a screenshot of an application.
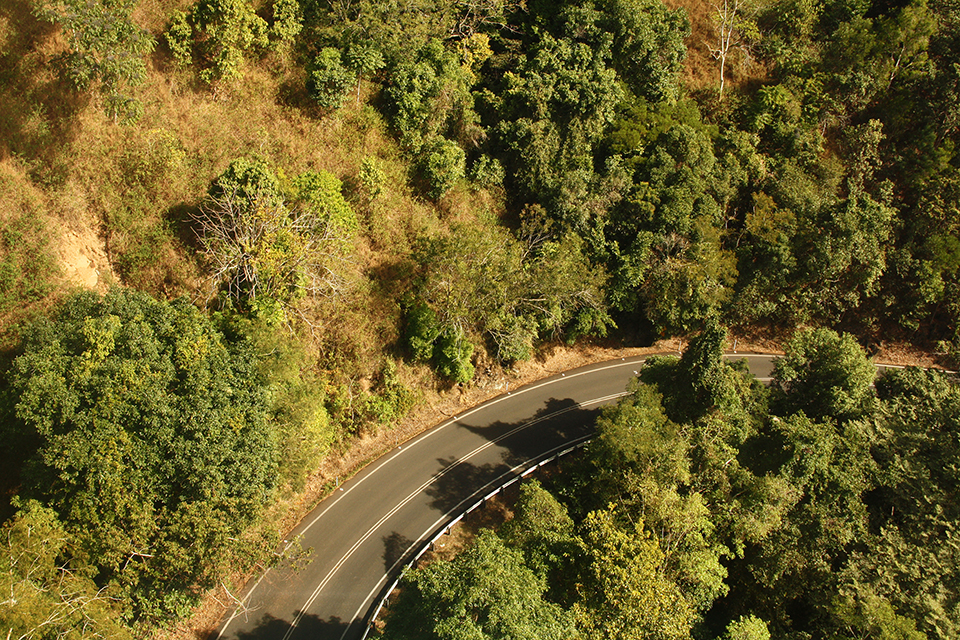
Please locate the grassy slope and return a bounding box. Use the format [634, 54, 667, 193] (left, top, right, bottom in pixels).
[0, 0, 482, 376]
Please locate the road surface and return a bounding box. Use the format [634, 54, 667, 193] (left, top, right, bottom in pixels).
[215, 354, 778, 640]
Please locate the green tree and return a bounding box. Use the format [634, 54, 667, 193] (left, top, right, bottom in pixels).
[409, 220, 609, 377]
[496, 33, 623, 230]
[344, 43, 384, 103]
[772, 327, 877, 422]
[194, 159, 357, 318]
[167, 0, 299, 83]
[724, 615, 771, 640]
[595, 0, 690, 102]
[421, 137, 466, 199]
[575, 506, 694, 640]
[501, 480, 579, 602]
[33, 0, 154, 122]
[639, 320, 754, 426]
[433, 326, 475, 384]
[589, 382, 729, 614]
[0, 500, 132, 640]
[829, 587, 926, 640]
[856, 367, 960, 636]
[307, 47, 354, 110]
[268, 0, 302, 52]
[383, 529, 578, 640]
[383, 39, 478, 152]
[8, 289, 277, 621]
[605, 120, 742, 334]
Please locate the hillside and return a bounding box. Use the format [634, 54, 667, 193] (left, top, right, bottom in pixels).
[1, 0, 959, 637]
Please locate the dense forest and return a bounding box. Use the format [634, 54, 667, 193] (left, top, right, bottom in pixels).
[0, 0, 958, 637]
[383, 325, 960, 639]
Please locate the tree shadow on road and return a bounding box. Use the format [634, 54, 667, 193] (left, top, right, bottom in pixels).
[230, 611, 356, 640]
[423, 397, 602, 518]
[382, 531, 416, 573]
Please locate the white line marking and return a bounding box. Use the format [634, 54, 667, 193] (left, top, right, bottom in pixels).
[282, 392, 627, 640]
[216, 358, 645, 638]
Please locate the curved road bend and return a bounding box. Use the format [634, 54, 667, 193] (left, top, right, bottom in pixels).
[215, 354, 778, 640]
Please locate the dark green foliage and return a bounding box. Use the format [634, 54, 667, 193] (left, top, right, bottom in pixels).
[640, 320, 753, 425]
[8, 289, 277, 622]
[501, 480, 578, 600]
[865, 367, 960, 636]
[215, 312, 334, 492]
[772, 327, 877, 422]
[388, 327, 957, 638]
[383, 38, 477, 153]
[382, 529, 579, 640]
[593, 0, 690, 103]
[403, 302, 441, 362]
[302, 0, 459, 62]
[603, 107, 743, 334]
[494, 32, 622, 230]
[307, 47, 354, 110]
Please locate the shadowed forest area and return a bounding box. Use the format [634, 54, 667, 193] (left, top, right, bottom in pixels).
[0, 0, 958, 637]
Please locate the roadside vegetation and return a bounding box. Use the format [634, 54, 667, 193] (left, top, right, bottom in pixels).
[0, 0, 958, 637]
[383, 326, 959, 639]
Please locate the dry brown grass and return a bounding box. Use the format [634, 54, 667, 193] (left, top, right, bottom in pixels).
[665, 0, 720, 93]
[665, 0, 771, 98]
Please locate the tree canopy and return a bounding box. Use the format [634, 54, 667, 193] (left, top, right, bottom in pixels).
[6, 288, 278, 623]
[384, 326, 960, 639]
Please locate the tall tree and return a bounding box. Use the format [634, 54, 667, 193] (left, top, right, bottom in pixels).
[8, 288, 277, 622]
[382, 529, 578, 640]
[33, 0, 154, 121]
[772, 328, 877, 422]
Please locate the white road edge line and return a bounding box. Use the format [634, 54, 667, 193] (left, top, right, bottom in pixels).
[216, 358, 646, 638]
[280, 391, 628, 640]
[345, 396, 629, 640]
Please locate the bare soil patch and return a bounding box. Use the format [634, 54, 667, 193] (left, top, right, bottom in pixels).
[56, 225, 113, 290]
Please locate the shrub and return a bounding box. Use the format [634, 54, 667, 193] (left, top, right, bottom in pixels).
[434, 327, 475, 383]
[307, 48, 354, 110]
[404, 303, 441, 362]
[359, 156, 387, 200]
[422, 138, 466, 199]
[469, 154, 505, 189]
[196, 160, 356, 314]
[166, 0, 269, 83]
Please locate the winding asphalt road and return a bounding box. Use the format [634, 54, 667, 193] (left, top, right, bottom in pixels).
[215, 354, 779, 640]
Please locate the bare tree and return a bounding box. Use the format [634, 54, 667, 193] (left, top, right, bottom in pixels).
[452, 0, 524, 37]
[192, 187, 354, 310]
[709, 0, 742, 101]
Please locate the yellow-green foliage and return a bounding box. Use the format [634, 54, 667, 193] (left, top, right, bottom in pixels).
[0, 161, 59, 319]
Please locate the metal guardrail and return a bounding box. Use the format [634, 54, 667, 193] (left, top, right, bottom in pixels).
[359, 437, 592, 640]
[358, 354, 954, 638]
